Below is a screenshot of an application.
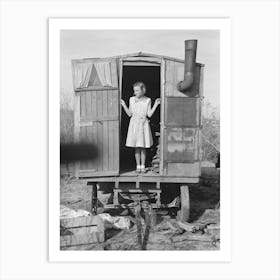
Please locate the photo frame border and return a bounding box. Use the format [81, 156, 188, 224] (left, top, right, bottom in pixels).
[49, 18, 231, 262]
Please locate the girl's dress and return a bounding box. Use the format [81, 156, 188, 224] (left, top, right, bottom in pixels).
[126, 96, 153, 148]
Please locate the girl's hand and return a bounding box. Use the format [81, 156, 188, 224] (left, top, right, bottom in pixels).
[155, 98, 161, 106]
[120, 99, 126, 107]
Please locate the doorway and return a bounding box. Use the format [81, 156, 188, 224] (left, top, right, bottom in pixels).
[120, 65, 161, 174]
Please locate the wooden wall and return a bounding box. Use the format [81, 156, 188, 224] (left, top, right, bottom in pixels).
[78, 89, 119, 176]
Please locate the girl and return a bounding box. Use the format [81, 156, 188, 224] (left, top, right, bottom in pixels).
[121, 82, 160, 173]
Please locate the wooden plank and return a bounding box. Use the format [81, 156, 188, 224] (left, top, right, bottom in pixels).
[80, 115, 119, 123]
[165, 60, 174, 96]
[84, 175, 200, 183]
[80, 92, 86, 118]
[172, 61, 185, 97]
[75, 86, 118, 92]
[91, 90, 97, 119]
[60, 215, 103, 228]
[92, 122, 98, 171]
[74, 93, 81, 177]
[102, 91, 109, 171]
[122, 56, 161, 63]
[97, 121, 103, 172]
[107, 90, 113, 115]
[110, 60, 118, 87]
[62, 225, 101, 236]
[199, 65, 204, 97]
[123, 61, 161, 66]
[60, 232, 104, 247]
[112, 90, 119, 172]
[79, 170, 119, 177]
[103, 121, 109, 171]
[193, 65, 201, 95]
[160, 59, 165, 175]
[79, 127, 87, 170]
[107, 90, 114, 171]
[111, 90, 119, 116]
[85, 126, 95, 170]
[171, 60, 177, 97]
[96, 91, 103, 172]
[96, 91, 103, 117]
[85, 91, 92, 117]
[108, 121, 114, 171]
[113, 121, 119, 171]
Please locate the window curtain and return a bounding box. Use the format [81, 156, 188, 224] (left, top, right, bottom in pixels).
[74, 62, 93, 89]
[94, 62, 113, 87]
[74, 61, 113, 89]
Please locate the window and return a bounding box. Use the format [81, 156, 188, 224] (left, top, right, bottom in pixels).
[73, 61, 116, 90]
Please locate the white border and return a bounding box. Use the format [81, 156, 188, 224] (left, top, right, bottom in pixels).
[49, 18, 231, 262]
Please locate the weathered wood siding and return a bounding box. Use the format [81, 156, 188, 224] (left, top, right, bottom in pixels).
[79, 89, 119, 176]
[163, 59, 203, 176]
[73, 59, 120, 177]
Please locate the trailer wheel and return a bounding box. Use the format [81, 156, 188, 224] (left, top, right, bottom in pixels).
[177, 185, 190, 222]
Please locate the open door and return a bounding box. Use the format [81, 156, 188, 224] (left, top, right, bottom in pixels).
[72, 58, 120, 177]
[119, 60, 161, 174]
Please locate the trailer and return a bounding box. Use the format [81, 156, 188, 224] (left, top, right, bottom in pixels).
[71, 40, 204, 221]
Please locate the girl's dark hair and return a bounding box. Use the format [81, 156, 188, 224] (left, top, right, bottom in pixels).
[133, 82, 146, 93]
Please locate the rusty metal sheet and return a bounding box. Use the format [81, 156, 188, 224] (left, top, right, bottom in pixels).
[166, 128, 198, 162]
[166, 97, 200, 126]
[167, 162, 200, 177]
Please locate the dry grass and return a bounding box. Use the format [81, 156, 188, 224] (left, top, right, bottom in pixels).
[60, 108, 74, 144]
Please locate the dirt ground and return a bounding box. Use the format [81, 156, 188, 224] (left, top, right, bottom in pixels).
[60, 167, 220, 251]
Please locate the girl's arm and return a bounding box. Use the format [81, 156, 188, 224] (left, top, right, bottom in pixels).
[120, 99, 132, 117]
[147, 98, 160, 118]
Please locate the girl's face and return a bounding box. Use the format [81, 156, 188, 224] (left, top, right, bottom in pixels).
[133, 86, 145, 98]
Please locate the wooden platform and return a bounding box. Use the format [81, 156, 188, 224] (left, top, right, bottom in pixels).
[84, 169, 199, 184]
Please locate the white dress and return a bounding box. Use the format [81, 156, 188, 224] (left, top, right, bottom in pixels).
[125, 96, 153, 148]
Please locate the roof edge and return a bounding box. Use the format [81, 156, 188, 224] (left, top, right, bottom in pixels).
[72, 52, 204, 66]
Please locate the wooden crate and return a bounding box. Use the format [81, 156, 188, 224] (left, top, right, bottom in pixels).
[60, 215, 104, 248]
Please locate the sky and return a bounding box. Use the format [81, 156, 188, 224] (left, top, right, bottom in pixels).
[60, 30, 220, 109]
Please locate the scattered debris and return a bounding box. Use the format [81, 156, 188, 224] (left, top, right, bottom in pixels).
[191, 222, 216, 234]
[60, 215, 104, 248]
[150, 132, 160, 173]
[177, 221, 195, 232]
[60, 205, 91, 219]
[98, 213, 132, 230]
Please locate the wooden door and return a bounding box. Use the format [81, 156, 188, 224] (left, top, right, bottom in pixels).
[73, 58, 120, 177]
[163, 59, 203, 177]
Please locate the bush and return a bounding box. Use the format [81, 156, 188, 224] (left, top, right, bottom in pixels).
[60, 89, 74, 144]
[201, 100, 220, 162]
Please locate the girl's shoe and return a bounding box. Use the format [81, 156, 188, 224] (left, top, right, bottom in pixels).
[136, 166, 141, 173]
[140, 166, 146, 173]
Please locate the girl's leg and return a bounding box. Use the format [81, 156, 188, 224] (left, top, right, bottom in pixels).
[135, 148, 141, 170]
[140, 148, 146, 170]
